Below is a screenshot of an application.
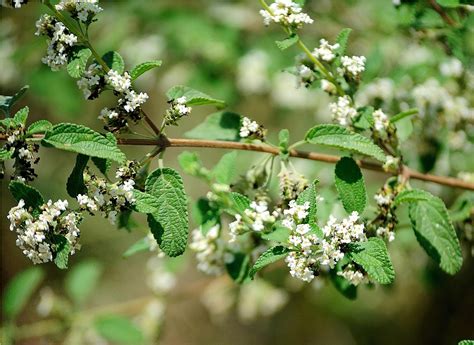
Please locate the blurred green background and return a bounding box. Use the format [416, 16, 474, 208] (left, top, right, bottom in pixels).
[1, 0, 473, 344]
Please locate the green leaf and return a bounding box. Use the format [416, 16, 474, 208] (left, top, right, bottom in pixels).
[95, 315, 144, 345]
[123, 237, 151, 258]
[249, 246, 290, 279]
[278, 129, 290, 159]
[407, 191, 463, 275]
[349, 238, 395, 284]
[228, 192, 250, 213]
[26, 120, 53, 136]
[91, 157, 111, 175]
[67, 154, 89, 198]
[67, 47, 92, 78]
[458, 341, 474, 345]
[192, 198, 220, 234]
[0, 148, 13, 161]
[305, 124, 386, 162]
[117, 210, 137, 232]
[226, 252, 251, 284]
[353, 106, 374, 130]
[184, 111, 241, 141]
[335, 28, 352, 55]
[42, 123, 126, 163]
[102, 51, 125, 74]
[8, 181, 44, 213]
[296, 180, 322, 237]
[449, 192, 474, 222]
[335, 157, 367, 214]
[394, 116, 413, 141]
[0, 85, 29, 116]
[393, 188, 432, 206]
[436, 0, 460, 8]
[130, 60, 162, 80]
[390, 108, 418, 123]
[13, 106, 29, 126]
[329, 263, 357, 300]
[212, 151, 237, 184]
[144, 168, 189, 257]
[261, 224, 292, 242]
[178, 151, 208, 177]
[65, 260, 103, 305]
[275, 34, 299, 50]
[3, 267, 44, 320]
[51, 235, 71, 269]
[166, 85, 226, 108]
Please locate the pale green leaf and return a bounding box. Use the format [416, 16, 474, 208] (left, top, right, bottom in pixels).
[67, 47, 92, 78]
[130, 60, 162, 80]
[65, 260, 103, 305]
[123, 237, 151, 258]
[228, 192, 250, 213]
[0, 148, 13, 161]
[275, 34, 299, 50]
[335, 28, 352, 55]
[184, 111, 241, 141]
[95, 315, 144, 345]
[212, 151, 237, 184]
[249, 246, 290, 279]
[166, 85, 226, 108]
[13, 106, 28, 126]
[51, 235, 71, 269]
[26, 120, 53, 136]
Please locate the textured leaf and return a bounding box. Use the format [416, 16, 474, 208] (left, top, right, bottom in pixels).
[226, 252, 251, 283]
[95, 315, 144, 345]
[13, 106, 29, 126]
[407, 191, 463, 274]
[212, 151, 237, 184]
[275, 34, 299, 50]
[65, 260, 103, 305]
[67, 154, 89, 198]
[102, 51, 125, 74]
[335, 157, 367, 214]
[296, 180, 322, 237]
[42, 123, 126, 163]
[185, 111, 241, 141]
[9, 181, 44, 213]
[130, 60, 162, 80]
[228, 192, 251, 213]
[249, 246, 290, 279]
[166, 85, 226, 108]
[261, 225, 292, 242]
[67, 47, 92, 78]
[0, 85, 29, 116]
[26, 120, 53, 136]
[335, 28, 352, 55]
[3, 267, 44, 320]
[123, 237, 151, 258]
[458, 341, 474, 345]
[393, 188, 432, 206]
[144, 168, 188, 257]
[305, 124, 386, 161]
[349, 238, 395, 284]
[0, 148, 13, 161]
[51, 235, 71, 269]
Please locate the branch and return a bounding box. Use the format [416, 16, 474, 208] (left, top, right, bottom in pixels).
[428, 0, 457, 27]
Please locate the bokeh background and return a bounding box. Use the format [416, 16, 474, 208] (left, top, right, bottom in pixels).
[1, 0, 473, 344]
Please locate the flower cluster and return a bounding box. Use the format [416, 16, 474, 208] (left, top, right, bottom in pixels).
[229, 200, 277, 242]
[77, 63, 104, 100]
[260, 0, 313, 29]
[35, 15, 78, 71]
[312, 39, 340, 63]
[55, 0, 102, 24]
[163, 96, 192, 126]
[372, 183, 397, 242]
[8, 199, 82, 264]
[190, 225, 231, 275]
[76, 161, 138, 224]
[329, 96, 357, 126]
[340, 55, 366, 80]
[278, 163, 308, 201]
[337, 263, 369, 286]
[239, 117, 266, 140]
[373, 109, 389, 133]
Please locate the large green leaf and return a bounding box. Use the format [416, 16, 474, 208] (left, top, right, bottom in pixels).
[65, 260, 103, 306]
[66, 154, 89, 198]
[349, 238, 395, 284]
[130, 60, 162, 80]
[305, 124, 386, 162]
[184, 111, 241, 141]
[42, 123, 126, 163]
[334, 157, 367, 214]
[8, 181, 44, 213]
[3, 267, 44, 320]
[94, 315, 144, 345]
[166, 85, 226, 108]
[249, 246, 290, 279]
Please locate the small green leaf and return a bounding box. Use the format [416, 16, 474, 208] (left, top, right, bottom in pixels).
[51, 235, 71, 269]
[192, 198, 220, 234]
[275, 34, 299, 50]
[305, 124, 386, 162]
[394, 116, 413, 141]
[95, 315, 144, 345]
[349, 238, 395, 284]
[390, 108, 418, 123]
[261, 225, 292, 242]
[102, 51, 125, 74]
[8, 181, 44, 213]
[278, 129, 290, 159]
[0, 148, 13, 161]
[436, 0, 460, 8]
[26, 120, 53, 136]
[123, 237, 151, 258]
[226, 252, 251, 283]
[393, 188, 432, 206]
[296, 180, 322, 237]
[0, 85, 29, 116]
[449, 192, 474, 223]
[130, 60, 162, 80]
[13, 106, 29, 126]
[184, 111, 241, 141]
[3, 267, 44, 320]
[335, 28, 352, 55]
[249, 246, 290, 279]
[178, 151, 208, 177]
[228, 192, 250, 213]
[42, 123, 126, 163]
[67, 47, 92, 78]
[67, 154, 89, 198]
[212, 151, 237, 184]
[166, 85, 226, 108]
[65, 260, 103, 306]
[335, 157, 367, 214]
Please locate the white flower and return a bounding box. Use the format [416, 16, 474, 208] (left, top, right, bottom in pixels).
[440, 58, 463, 78]
[341, 55, 366, 78]
[312, 39, 340, 62]
[55, 0, 103, 22]
[98, 108, 119, 120]
[337, 264, 369, 286]
[260, 0, 313, 28]
[106, 70, 131, 93]
[374, 193, 391, 206]
[190, 225, 227, 275]
[376, 226, 395, 242]
[240, 117, 260, 138]
[373, 109, 389, 133]
[329, 95, 357, 126]
[383, 155, 400, 172]
[77, 63, 102, 99]
[122, 90, 149, 112]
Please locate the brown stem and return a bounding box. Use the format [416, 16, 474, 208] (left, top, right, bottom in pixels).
[429, 0, 457, 27]
[2, 134, 473, 190]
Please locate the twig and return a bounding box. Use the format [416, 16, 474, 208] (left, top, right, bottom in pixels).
[428, 0, 457, 27]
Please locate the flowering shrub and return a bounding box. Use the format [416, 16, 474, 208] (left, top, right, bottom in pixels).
[1, 0, 473, 344]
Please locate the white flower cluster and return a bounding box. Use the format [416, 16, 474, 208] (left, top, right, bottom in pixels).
[190, 225, 231, 275]
[229, 200, 277, 242]
[260, 0, 313, 28]
[295, 64, 315, 88]
[8, 199, 81, 264]
[35, 15, 78, 71]
[337, 264, 369, 286]
[106, 69, 131, 93]
[373, 109, 389, 133]
[329, 95, 357, 126]
[2, 0, 27, 8]
[239, 117, 260, 138]
[278, 164, 308, 201]
[440, 57, 463, 78]
[312, 39, 340, 62]
[340, 55, 366, 79]
[356, 78, 395, 106]
[76, 164, 137, 224]
[55, 0, 102, 23]
[163, 96, 192, 126]
[376, 226, 395, 242]
[77, 63, 103, 99]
